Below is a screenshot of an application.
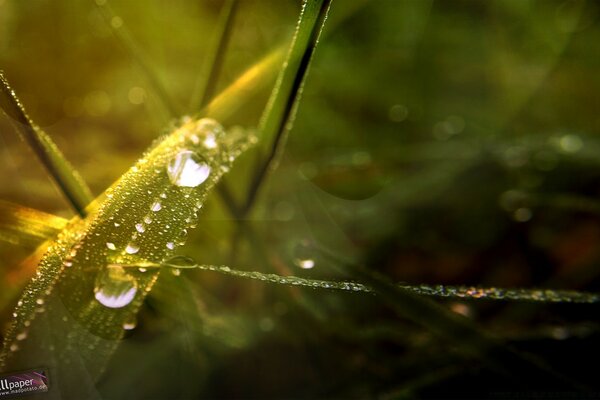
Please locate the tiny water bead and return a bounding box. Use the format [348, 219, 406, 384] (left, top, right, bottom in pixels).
[295, 258, 315, 269]
[94, 265, 138, 309]
[106, 242, 116, 250]
[167, 150, 211, 188]
[151, 201, 162, 212]
[135, 223, 145, 233]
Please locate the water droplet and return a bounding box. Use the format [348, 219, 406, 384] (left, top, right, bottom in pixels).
[35, 298, 44, 305]
[167, 150, 211, 187]
[144, 215, 153, 224]
[160, 192, 167, 199]
[166, 242, 175, 250]
[135, 223, 145, 233]
[171, 268, 181, 276]
[10, 344, 18, 352]
[123, 316, 137, 330]
[151, 201, 162, 212]
[295, 259, 315, 269]
[203, 133, 217, 149]
[94, 265, 138, 309]
[125, 243, 140, 254]
[16, 331, 27, 341]
[64, 260, 73, 268]
[106, 242, 116, 250]
[114, 222, 121, 227]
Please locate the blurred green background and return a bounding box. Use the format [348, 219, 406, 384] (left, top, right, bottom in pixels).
[1, 0, 600, 398]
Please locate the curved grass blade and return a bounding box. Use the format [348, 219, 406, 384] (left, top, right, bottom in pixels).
[0, 200, 67, 247]
[146, 257, 600, 304]
[0, 72, 94, 217]
[0, 118, 255, 398]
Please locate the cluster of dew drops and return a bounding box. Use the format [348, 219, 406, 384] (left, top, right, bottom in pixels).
[92, 119, 225, 314]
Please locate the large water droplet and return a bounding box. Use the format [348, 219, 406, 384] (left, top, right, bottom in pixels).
[151, 201, 162, 212]
[135, 223, 145, 233]
[125, 243, 139, 254]
[167, 150, 211, 187]
[94, 265, 138, 309]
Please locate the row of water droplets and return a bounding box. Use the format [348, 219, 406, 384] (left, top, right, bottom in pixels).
[2, 220, 89, 359]
[123, 255, 600, 304]
[92, 118, 245, 311]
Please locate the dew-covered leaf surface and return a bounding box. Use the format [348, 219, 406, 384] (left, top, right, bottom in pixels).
[0, 118, 254, 399]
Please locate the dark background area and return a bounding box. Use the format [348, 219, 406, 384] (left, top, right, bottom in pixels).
[1, 0, 600, 398]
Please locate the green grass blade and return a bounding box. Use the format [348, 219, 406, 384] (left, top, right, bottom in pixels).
[155, 257, 600, 304]
[240, 0, 333, 216]
[0, 72, 94, 217]
[0, 200, 68, 247]
[190, 0, 240, 110]
[94, 0, 180, 119]
[0, 118, 255, 398]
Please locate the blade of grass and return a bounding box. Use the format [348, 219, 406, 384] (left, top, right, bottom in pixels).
[0, 119, 255, 397]
[94, 0, 180, 119]
[128, 257, 600, 304]
[0, 72, 94, 217]
[239, 0, 333, 218]
[190, 0, 240, 111]
[0, 200, 68, 247]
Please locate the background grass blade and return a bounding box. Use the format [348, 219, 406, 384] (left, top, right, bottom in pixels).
[190, 0, 240, 111]
[94, 0, 180, 119]
[0, 72, 94, 217]
[0, 200, 67, 247]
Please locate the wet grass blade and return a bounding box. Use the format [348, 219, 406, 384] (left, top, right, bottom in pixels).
[0, 118, 255, 398]
[240, 0, 333, 216]
[151, 258, 600, 304]
[0, 72, 94, 217]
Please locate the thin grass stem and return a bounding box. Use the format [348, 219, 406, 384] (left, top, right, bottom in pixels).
[0, 72, 94, 217]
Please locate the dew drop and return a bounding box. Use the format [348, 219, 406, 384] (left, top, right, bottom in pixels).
[151, 201, 162, 212]
[125, 243, 140, 254]
[94, 265, 138, 309]
[16, 331, 27, 341]
[167, 150, 211, 187]
[144, 215, 153, 224]
[123, 316, 137, 330]
[114, 222, 121, 227]
[171, 268, 181, 276]
[203, 133, 217, 149]
[106, 242, 116, 250]
[35, 298, 44, 305]
[166, 242, 175, 250]
[135, 223, 145, 233]
[295, 259, 315, 269]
